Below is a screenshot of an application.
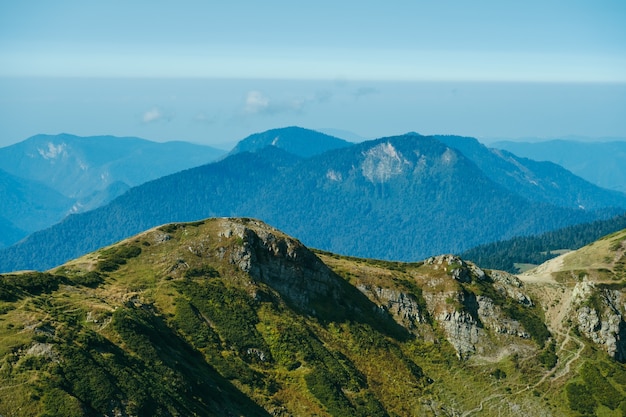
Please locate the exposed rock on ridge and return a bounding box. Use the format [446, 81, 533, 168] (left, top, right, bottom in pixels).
[573, 281, 626, 361]
[221, 218, 341, 313]
[332, 253, 539, 360]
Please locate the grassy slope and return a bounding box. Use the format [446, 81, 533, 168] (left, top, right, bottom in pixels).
[0, 218, 624, 416]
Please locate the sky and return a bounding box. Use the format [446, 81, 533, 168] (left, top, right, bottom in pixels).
[1, 1, 625, 148]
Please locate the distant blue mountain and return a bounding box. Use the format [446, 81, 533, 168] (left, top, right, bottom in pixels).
[229, 126, 351, 157]
[0, 134, 226, 247]
[436, 135, 626, 210]
[0, 168, 73, 244]
[0, 214, 26, 248]
[492, 139, 626, 193]
[0, 133, 226, 203]
[1, 129, 623, 272]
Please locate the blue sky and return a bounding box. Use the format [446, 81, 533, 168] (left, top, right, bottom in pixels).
[1, 1, 625, 147]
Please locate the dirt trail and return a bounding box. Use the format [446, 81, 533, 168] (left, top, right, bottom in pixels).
[517, 252, 576, 334]
[457, 253, 587, 415]
[517, 253, 567, 284]
[461, 393, 505, 417]
[516, 252, 588, 383]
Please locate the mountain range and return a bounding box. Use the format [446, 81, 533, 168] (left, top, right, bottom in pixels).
[1, 128, 625, 272]
[0, 134, 225, 247]
[493, 139, 626, 193]
[0, 217, 624, 416]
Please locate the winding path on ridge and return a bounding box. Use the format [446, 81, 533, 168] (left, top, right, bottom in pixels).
[518, 257, 586, 386]
[462, 256, 586, 416]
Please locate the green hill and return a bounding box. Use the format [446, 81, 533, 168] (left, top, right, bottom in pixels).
[1, 218, 624, 416]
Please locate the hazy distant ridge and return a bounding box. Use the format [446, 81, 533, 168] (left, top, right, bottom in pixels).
[1, 128, 623, 272]
[493, 139, 626, 193]
[0, 133, 226, 247]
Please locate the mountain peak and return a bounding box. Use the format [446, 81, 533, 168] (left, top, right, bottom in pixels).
[229, 126, 352, 158]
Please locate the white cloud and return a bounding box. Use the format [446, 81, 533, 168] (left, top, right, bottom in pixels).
[244, 91, 270, 114]
[142, 107, 165, 123]
[242, 89, 333, 117]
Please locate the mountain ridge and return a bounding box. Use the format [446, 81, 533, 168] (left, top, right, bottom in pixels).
[1, 129, 624, 272]
[0, 168, 74, 241]
[493, 139, 626, 193]
[436, 135, 626, 210]
[0, 133, 226, 247]
[0, 133, 226, 201]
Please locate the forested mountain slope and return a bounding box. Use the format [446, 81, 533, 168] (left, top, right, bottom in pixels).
[0, 168, 74, 245]
[437, 135, 626, 210]
[0, 215, 26, 249]
[2, 132, 623, 272]
[461, 212, 626, 272]
[229, 125, 352, 157]
[0, 134, 226, 247]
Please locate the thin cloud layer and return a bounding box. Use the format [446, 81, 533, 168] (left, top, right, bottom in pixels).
[244, 91, 271, 115]
[141, 107, 173, 124]
[241, 90, 335, 117]
[193, 112, 216, 125]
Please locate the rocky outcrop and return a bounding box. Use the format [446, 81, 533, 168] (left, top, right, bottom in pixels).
[425, 254, 486, 283]
[437, 309, 481, 359]
[477, 296, 530, 338]
[357, 285, 429, 330]
[180, 221, 543, 362]
[219, 219, 345, 313]
[357, 255, 536, 359]
[573, 282, 626, 361]
[490, 270, 533, 306]
[435, 293, 531, 359]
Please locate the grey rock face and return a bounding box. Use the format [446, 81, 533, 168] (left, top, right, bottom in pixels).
[220, 218, 342, 313]
[437, 309, 481, 359]
[219, 221, 542, 361]
[490, 270, 533, 306]
[425, 254, 487, 283]
[357, 285, 428, 331]
[574, 283, 626, 361]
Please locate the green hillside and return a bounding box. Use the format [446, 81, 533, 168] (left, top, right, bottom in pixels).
[1, 218, 624, 416]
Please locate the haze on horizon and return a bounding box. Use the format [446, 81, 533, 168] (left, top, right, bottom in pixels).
[1, 0, 625, 148]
